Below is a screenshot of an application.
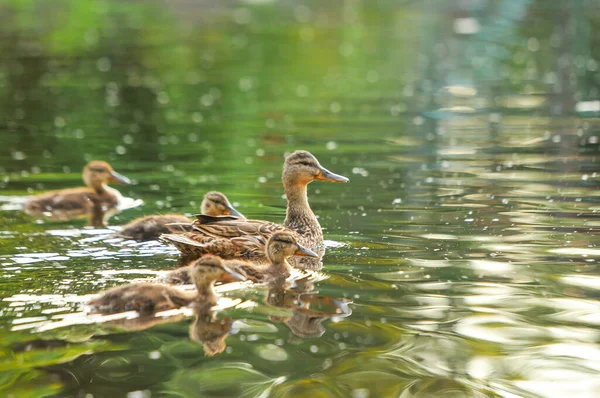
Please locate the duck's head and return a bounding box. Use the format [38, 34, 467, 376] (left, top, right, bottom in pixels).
[83, 161, 131, 189]
[191, 255, 246, 286]
[201, 191, 244, 218]
[266, 232, 318, 263]
[282, 150, 349, 187]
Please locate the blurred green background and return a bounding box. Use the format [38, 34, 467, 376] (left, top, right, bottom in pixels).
[1, 0, 600, 397]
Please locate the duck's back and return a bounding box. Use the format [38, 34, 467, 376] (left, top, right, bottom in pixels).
[88, 283, 191, 315]
[119, 214, 191, 241]
[192, 215, 287, 239]
[161, 232, 268, 264]
[25, 187, 117, 218]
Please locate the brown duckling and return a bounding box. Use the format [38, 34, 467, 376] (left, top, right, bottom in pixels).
[88, 256, 246, 316]
[116, 191, 243, 241]
[24, 160, 132, 227]
[161, 151, 348, 270]
[164, 232, 318, 285]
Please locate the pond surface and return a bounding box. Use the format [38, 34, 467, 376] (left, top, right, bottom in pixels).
[2, 0, 600, 397]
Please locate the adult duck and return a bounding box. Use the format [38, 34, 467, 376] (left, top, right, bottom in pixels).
[24, 160, 132, 227]
[88, 256, 246, 316]
[164, 232, 318, 284]
[116, 191, 243, 241]
[161, 150, 348, 269]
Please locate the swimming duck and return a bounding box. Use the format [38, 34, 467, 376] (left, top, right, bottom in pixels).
[116, 191, 243, 241]
[24, 160, 131, 227]
[164, 232, 318, 284]
[161, 150, 348, 269]
[88, 255, 246, 316]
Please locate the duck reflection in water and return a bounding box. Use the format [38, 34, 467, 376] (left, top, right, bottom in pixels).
[266, 278, 352, 338]
[189, 307, 232, 356]
[95, 304, 234, 357]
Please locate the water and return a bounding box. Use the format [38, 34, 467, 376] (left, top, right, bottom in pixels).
[2, 0, 600, 397]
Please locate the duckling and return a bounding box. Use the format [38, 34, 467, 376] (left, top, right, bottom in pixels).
[88, 256, 245, 316]
[161, 151, 348, 269]
[164, 232, 318, 285]
[116, 191, 243, 241]
[24, 160, 131, 227]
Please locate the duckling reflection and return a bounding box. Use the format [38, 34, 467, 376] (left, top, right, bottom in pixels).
[265, 279, 353, 338]
[24, 160, 132, 227]
[90, 305, 233, 356]
[91, 312, 188, 332]
[189, 308, 232, 356]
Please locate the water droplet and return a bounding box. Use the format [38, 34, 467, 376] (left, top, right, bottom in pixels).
[233, 8, 251, 24]
[330, 102, 342, 114]
[97, 57, 111, 72]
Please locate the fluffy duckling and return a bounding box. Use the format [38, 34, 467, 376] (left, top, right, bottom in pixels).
[161, 150, 348, 270]
[88, 256, 245, 316]
[24, 160, 131, 227]
[116, 191, 243, 241]
[164, 232, 318, 284]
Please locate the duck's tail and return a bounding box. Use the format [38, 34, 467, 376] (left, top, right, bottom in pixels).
[159, 233, 207, 248]
[164, 222, 194, 233]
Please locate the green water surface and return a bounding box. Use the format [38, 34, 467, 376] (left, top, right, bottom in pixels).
[2, 0, 600, 397]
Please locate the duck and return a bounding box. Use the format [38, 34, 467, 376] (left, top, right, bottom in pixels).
[24, 160, 131, 227]
[164, 232, 318, 285]
[161, 150, 348, 269]
[88, 255, 246, 316]
[116, 191, 243, 241]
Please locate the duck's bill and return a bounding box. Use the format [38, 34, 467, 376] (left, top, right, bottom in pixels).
[220, 265, 246, 282]
[316, 166, 349, 183]
[294, 243, 319, 258]
[225, 205, 245, 218]
[110, 170, 132, 184]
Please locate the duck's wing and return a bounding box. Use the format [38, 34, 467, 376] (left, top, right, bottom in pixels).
[159, 232, 215, 248]
[160, 232, 268, 262]
[191, 214, 290, 239]
[162, 266, 193, 285]
[158, 288, 194, 312]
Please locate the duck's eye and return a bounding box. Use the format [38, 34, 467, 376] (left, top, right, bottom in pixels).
[89, 167, 107, 173]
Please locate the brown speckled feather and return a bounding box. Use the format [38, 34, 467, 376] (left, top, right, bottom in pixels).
[191, 215, 290, 239]
[160, 233, 268, 263]
[164, 259, 288, 284]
